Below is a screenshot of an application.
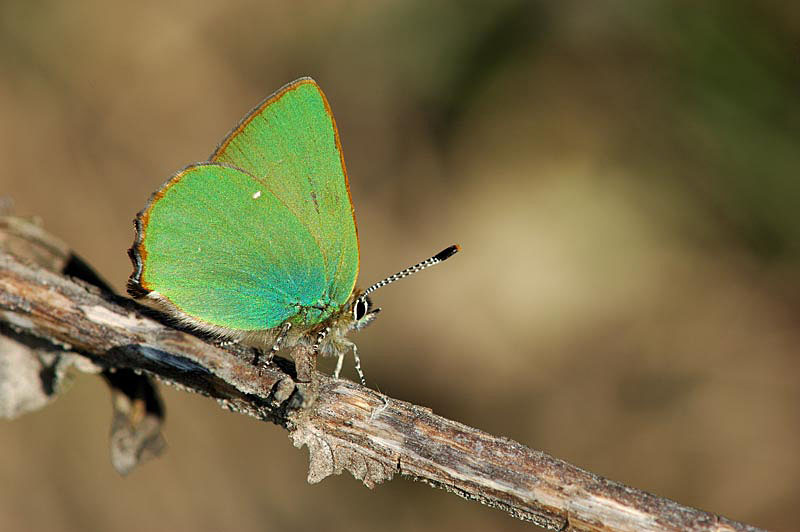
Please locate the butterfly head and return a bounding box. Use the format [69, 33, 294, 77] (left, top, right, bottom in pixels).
[312, 245, 461, 386]
[344, 244, 461, 332]
[351, 294, 381, 331]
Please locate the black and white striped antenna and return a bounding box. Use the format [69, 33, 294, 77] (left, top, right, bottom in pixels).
[361, 244, 461, 299]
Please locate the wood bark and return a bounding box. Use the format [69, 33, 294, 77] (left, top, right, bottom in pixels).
[0, 217, 765, 531]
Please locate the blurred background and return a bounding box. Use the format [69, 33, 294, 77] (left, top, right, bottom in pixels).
[1, 1, 799, 530]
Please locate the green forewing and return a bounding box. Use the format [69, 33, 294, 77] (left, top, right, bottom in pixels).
[211, 78, 359, 308]
[140, 164, 330, 330]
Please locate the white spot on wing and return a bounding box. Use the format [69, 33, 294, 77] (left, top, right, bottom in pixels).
[252, 190, 262, 199]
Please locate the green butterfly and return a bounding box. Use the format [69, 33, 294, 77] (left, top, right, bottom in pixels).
[128, 77, 459, 384]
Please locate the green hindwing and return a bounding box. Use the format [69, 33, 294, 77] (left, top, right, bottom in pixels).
[135, 163, 329, 330]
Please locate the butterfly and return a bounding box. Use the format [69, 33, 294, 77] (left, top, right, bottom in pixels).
[127, 77, 459, 384]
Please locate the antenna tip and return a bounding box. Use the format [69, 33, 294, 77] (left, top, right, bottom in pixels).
[435, 244, 461, 262]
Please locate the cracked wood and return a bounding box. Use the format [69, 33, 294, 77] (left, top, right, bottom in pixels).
[0, 248, 765, 531]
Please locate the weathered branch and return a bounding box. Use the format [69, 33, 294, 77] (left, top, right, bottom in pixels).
[0, 219, 764, 531]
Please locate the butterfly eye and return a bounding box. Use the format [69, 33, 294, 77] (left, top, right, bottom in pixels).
[353, 298, 368, 321]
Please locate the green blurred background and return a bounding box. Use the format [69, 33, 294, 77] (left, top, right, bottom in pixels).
[1, 1, 799, 530]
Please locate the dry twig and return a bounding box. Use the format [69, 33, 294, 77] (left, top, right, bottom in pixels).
[0, 217, 764, 532]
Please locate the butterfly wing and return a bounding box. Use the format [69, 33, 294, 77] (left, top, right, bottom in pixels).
[130, 163, 328, 331]
[210, 78, 360, 309]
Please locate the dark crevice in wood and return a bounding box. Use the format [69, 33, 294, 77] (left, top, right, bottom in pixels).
[0, 227, 766, 531]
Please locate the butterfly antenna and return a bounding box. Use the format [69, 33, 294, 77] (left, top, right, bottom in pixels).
[362, 244, 461, 298]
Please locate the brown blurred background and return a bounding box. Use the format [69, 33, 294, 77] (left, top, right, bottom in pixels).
[2, 1, 799, 530]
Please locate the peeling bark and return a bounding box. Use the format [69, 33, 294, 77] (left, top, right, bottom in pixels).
[0, 216, 765, 531]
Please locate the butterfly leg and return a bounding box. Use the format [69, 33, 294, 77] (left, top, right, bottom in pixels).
[264, 322, 292, 366]
[217, 339, 240, 348]
[333, 352, 345, 380]
[313, 327, 330, 358]
[314, 327, 346, 379]
[338, 339, 366, 386]
[351, 343, 366, 386]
